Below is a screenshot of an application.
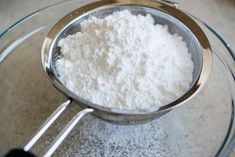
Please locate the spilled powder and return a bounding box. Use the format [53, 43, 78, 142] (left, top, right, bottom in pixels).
[56, 10, 194, 110]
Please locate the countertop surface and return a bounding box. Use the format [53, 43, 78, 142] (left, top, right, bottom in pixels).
[0, 0, 235, 156]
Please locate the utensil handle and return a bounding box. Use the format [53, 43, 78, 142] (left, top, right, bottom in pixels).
[43, 108, 94, 157]
[24, 99, 72, 151]
[158, 0, 179, 8]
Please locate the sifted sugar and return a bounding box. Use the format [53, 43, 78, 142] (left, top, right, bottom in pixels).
[56, 10, 194, 110]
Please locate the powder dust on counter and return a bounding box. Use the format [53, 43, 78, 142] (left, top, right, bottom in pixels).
[56, 10, 194, 110]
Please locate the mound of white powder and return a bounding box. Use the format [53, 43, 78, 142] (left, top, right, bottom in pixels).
[56, 10, 194, 110]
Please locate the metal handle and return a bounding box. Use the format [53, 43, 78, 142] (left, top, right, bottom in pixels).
[23, 98, 94, 157]
[24, 99, 72, 151]
[157, 0, 179, 8]
[43, 108, 94, 157]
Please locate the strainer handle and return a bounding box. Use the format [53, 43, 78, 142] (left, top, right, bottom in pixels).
[24, 99, 72, 151]
[43, 108, 94, 157]
[158, 0, 178, 8]
[6, 99, 94, 157]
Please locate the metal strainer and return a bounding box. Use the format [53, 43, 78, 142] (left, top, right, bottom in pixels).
[23, 0, 212, 156]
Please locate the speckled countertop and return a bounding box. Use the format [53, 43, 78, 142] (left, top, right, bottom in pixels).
[0, 0, 235, 156]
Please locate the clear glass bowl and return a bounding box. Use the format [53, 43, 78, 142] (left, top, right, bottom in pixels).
[0, 0, 235, 157]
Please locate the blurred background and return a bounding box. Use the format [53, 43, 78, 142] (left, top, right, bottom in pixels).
[0, 0, 235, 156]
[0, 0, 235, 50]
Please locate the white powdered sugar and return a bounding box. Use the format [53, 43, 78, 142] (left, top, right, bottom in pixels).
[56, 10, 194, 110]
[36, 54, 231, 157]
